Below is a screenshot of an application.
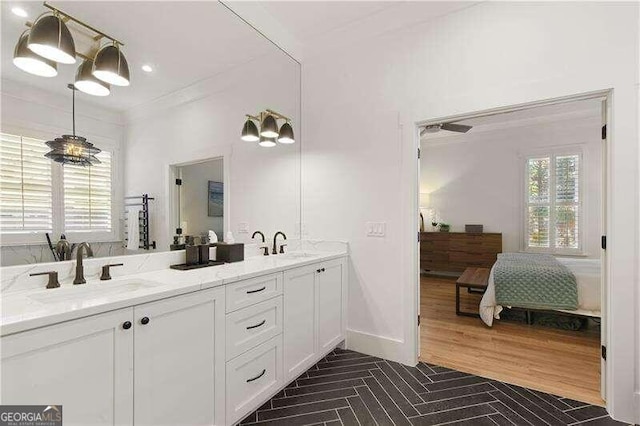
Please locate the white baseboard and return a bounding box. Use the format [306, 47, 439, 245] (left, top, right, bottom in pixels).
[346, 329, 411, 365]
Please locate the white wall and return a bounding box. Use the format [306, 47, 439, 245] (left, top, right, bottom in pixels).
[421, 114, 602, 258]
[124, 53, 300, 251]
[302, 2, 638, 422]
[0, 78, 125, 265]
[179, 159, 224, 239]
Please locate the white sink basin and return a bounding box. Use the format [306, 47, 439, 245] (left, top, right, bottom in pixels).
[29, 278, 162, 304]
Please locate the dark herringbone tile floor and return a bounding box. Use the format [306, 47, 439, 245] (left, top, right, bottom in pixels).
[240, 348, 628, 426]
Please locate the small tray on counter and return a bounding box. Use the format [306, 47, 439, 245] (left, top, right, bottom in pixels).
[170, 260, 226, 271]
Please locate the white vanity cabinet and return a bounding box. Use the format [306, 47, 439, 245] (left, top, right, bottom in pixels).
[1, 254, 347, 426]
[1, 308, 135, 426]
[283, 258, 346, 383]
[1, 287, 226, 426]
[133, 287, 226, 426]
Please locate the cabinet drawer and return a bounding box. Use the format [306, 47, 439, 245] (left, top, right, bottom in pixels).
[226, 335, 283, 425]
[226, 273, 282, 313]
[226, 296, 283, 360]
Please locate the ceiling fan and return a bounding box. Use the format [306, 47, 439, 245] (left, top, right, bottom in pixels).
[420, 122, 472, 135]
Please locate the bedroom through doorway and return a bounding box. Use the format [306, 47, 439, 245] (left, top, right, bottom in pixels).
[416, 95, 607, 406]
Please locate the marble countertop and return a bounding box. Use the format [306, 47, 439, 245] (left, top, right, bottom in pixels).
[1, 250, 347, 336]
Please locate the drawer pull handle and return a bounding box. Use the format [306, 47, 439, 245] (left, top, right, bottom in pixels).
[246, 286, 266, 294]
[246, 319, 266, 330]
[246, 369, 266, 383]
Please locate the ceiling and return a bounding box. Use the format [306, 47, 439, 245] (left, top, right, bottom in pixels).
[1, 1, 279, 112]
[2, 1, 476, 112]
[229, 1, 477, 60]
[422, 98, 602, 141]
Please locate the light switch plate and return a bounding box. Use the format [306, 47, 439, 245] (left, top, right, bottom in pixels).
[366, 222, 386, 237]
[237, 222, 249, 234]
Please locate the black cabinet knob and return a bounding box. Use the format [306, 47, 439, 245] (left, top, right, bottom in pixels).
[140, 317, 150, 325]
[122, 321, 132, 330]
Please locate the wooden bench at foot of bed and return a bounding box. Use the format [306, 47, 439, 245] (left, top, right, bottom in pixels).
[455, 267, 490, 317]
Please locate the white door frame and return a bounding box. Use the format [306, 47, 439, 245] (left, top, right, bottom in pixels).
[411, 89, 611, 398]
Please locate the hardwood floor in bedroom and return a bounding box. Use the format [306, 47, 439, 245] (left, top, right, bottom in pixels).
[420, 274, 603, 406]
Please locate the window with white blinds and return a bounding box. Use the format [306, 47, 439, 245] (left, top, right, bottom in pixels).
[525, 152, 581, 253]
[0, 133, 53, 233]
[63, 151, 112, 232]
[0, 132, 115, 242]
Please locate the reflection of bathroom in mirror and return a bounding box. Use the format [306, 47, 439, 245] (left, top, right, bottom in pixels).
[171, 158, 228, 247]
[0, 1, 301, 265]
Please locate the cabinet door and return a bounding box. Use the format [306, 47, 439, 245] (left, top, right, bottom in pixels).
[283, 265, 317, 382]
[1, 309, 134, 426]
[317, 259, 346, 354]
[134, 287, 225, 426]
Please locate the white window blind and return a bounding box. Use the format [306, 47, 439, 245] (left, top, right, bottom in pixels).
[63, 151, 112, 232]
[525, 153, 581, 252]
[0, 133, 53, 233]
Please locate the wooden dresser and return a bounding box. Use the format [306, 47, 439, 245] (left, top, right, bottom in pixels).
[420, 232, 502, 273]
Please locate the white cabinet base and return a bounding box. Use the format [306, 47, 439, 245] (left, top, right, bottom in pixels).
[1, 309, 134, 426]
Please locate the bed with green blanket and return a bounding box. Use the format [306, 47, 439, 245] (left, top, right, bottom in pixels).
[479, 253, 581, 326]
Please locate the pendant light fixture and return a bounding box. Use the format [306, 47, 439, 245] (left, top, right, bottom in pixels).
[75, 59, 110, 96]
[242, 109, 295, 148]
[11, 2, 131, 98]
[44, 84, 101, 167]
[241, 118, 260, 142]
[13, 31, 58, 77]
[93, 43, 130, 86]
[260, 114, 279, 138]
[277, 122, 295, 144]
[28, 13, 76, 64]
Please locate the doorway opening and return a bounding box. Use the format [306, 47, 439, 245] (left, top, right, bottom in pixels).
[415, 93, 608, 406]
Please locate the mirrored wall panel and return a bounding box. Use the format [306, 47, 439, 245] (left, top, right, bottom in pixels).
[0, 1, 301, 264]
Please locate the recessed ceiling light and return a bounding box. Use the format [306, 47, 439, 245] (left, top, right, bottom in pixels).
[141, 64, 153, 73]
[11, 6, 28, 17]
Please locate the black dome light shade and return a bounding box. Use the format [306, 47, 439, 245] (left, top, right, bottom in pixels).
[277, 122, 295, 144]
[93, 44, 130, 86]
[241, 119, 259, 142]
[258, 136, 276, 148]
[75, 59, 110, 96]
[13, 31, 58, 77]
[28, 14, 76, 64]
[260, 114, 279, 138]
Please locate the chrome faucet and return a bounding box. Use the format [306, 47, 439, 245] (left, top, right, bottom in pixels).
[252, 231, 269, 256]
[272, 231, 287, 255]
[73, 242, 94, 285]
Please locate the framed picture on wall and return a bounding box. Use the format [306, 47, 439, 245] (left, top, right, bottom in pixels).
[208, 181, 223, 217]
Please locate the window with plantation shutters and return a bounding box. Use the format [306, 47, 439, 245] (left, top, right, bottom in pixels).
[0, 133, 53, 234]
[1, 131, 116, 243]
[63, 151, 112, 232]
[525, 151, 581, 253]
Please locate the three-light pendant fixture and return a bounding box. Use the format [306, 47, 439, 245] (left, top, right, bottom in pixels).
[12, 2, 130, 97]
[241, 109, 295, 147]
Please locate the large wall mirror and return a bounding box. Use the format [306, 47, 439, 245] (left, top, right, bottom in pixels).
[0, 1, 301, 265]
